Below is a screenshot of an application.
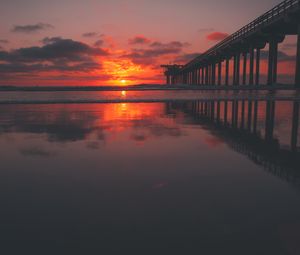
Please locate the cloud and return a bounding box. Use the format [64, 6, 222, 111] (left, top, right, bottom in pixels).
[150, 41, 190, 48]
[11, 23, 54, 33]
[129, 35, 151, 45]
[41, 37, 62, 45]
[0, 39, 9, 44]
[0, 37, 109, 75]
[122, 40, 190, 66]
[206, 32, 229, 41]
[174, 52, 202, 63]
[281, 43, 297, 51]
[1, 37, 109, 62]
[94, 39, 104, 47]
[260, 50, 295, 62]
[82, 32, 98, 38]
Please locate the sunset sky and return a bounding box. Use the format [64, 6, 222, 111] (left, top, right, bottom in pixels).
[0, 0, 297, 86]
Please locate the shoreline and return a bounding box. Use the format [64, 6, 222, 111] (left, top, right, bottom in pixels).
[0, 84, 299, 92]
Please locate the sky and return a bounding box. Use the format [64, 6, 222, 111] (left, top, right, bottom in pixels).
[0, 0, 297, 86]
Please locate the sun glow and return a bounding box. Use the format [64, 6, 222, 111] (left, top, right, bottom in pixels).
[121, 90, 126, 97]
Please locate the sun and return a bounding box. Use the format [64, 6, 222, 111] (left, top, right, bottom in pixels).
[121, 90, 126, 97]
[121, 79, 127, 84]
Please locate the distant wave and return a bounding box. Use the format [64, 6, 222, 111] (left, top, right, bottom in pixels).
[1, 96, 300, 105]
[0, 84, 296, 92]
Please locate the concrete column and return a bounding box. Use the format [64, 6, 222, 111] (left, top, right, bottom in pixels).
[204, 102, 208, 116]
[208, 65, 211, 85]
[212, 63, 216, 85]
[199, 68, 201, 85]
[247, 101, 253, 132]
[249, 47, 254, 85]
[296, 25, 300, 88]
[267, 39, 279, 85]
[218, 61, 222, 86]
[192, 70, 195, 84]
[255, 48, 261, 85]
[210, 101, 215, 120]
[233, 55, 236, 85]
[242, 52, 247, 85]
[241, 100, 245, 129]
[202, 68, 205, 85]
[198, 68, 201, 85]
[234, 100, 239, 128]
[265, 101, 275, 141]
[191, 70, 194, 84]
[231, 100, 235, 127]
[291, 102, 299, 152]
[224, 101, 228, 125]
[205, 66, 209, 85]
[253, 101, 258, 134]
[236, 53, 240, 86]
[225, 58, 230, 86]
[208, 66, 210, 85]
[217, 101, 221, 122]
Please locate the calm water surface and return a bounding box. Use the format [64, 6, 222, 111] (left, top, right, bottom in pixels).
[0, 91, 300, 254]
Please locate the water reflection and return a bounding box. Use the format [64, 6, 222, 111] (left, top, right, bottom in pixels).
[1, 100, 300, 254]
[0, 104, 184, 144]
[166, 100, 300, 186]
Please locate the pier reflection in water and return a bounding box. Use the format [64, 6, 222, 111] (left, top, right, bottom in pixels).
[0, 100, 300, 254]
[169, 100, 300, 186]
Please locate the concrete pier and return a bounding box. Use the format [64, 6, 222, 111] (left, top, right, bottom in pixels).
[162, 0, 300, 88]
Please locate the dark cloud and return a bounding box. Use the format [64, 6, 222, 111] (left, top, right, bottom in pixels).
[281, 43, 297, 50]
[206, 32, 229, 41]
[82, 32, 98, 38]
[174, 53, 202, 63]
[0, 39, 9, 44]
[0, 37, 109, 74]
[129, 35, 151, 45]
[41, 37, 63, 45]
[260, 50, 295, 62]
[94, 40, 104, 47]
[11, 23, 54, 33]
[122, 40, 189, 66]
[150, 41, 190, 48]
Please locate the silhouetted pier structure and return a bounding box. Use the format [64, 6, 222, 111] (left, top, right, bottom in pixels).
[166, 100, 300, 186]
[162, 0, 300, 87]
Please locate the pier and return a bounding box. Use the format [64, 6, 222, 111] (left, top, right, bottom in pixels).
[162, 0, 300, 88]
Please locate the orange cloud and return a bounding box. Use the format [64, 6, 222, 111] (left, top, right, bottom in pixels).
[206, 32, 229, 41]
